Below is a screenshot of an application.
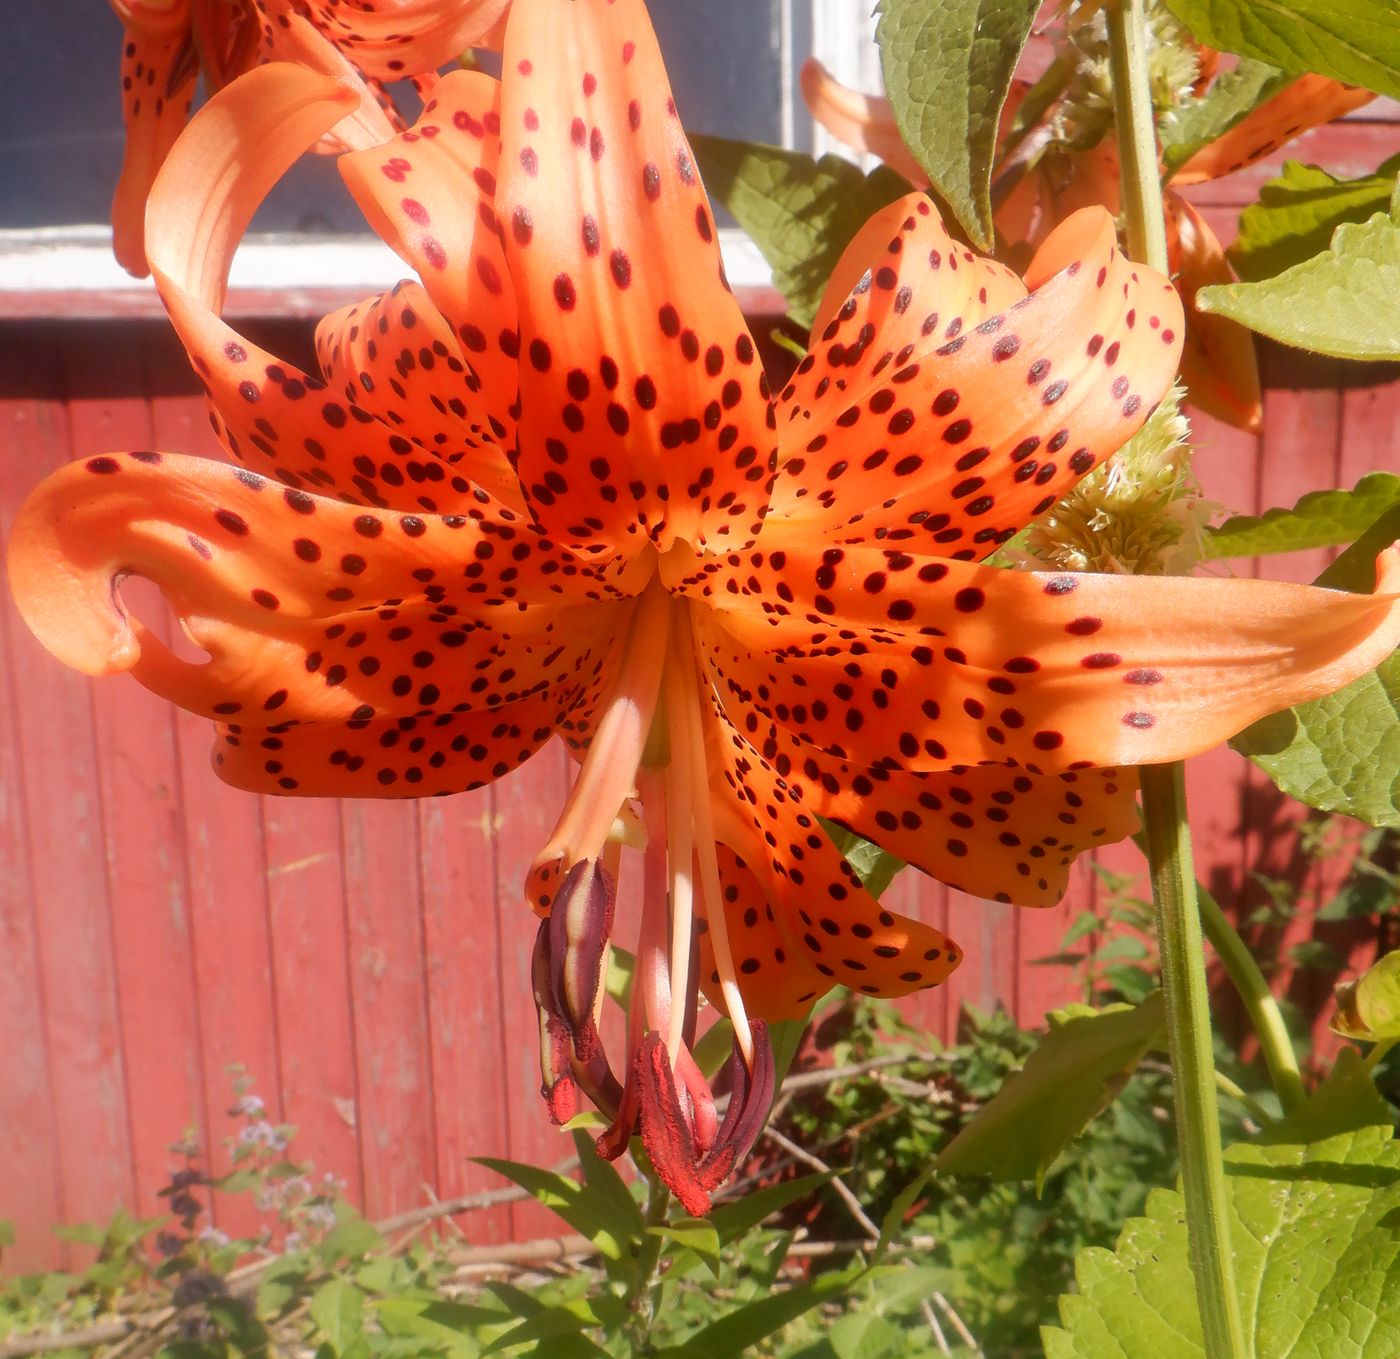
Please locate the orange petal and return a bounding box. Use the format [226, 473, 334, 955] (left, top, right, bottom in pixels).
[495, 0, 772, 558]
[799, 57, 929, 187]
[703, 688, 962, 1004]
[111, 22, 198, 276]
[301, 0, 512, 77]
[5, 449, 635, 808]
[744, 711, 1140, 906]
[337, 70, 522, 456]
[259, 0, 401, 151]
[676, 537, 1400, 776]
[769, 205, 1184, 555]
[314, 281, 525, 512]
[189, 0, 258, 88]
[145, 65, 483, 510]
[1166, 196, 1262, 431]
[1172, 74, 1376, 186]
[110, 0, 190, 37]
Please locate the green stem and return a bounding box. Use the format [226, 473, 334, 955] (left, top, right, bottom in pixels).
[625, 1169, 671, 1356]
[1140, 764, 1249, 1359]
[1105, 0, 1170, 274]
[1196, 887, 1305, 1113]
[1214, 1070, 1272, 1126]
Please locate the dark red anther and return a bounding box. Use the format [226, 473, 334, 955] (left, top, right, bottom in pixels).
[633, 1033, 712, 1217]
[697, 1020, 774, 1194]
[548, 859, 617, 1064]
[531, 921, 578, 1124]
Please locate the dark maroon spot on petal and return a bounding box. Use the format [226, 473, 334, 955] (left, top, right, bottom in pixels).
[1123, 711, 1156, 728]
[1066, 617, 1102, 636]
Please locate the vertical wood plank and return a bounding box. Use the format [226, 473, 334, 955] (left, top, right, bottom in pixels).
[491, 747, 576, 1238]
[0, 531, 62, 1273]
[1, 326, 135, 1258]
[418, 787, 514, 1243]
[262, 797, 364, 1206]
[341, 799, 436, 1220]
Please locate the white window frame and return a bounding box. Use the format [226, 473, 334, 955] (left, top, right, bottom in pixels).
[0, 5, 879, 316]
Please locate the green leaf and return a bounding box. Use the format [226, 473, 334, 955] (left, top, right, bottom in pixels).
[1197, 211, 1400, 360]
[820, 819, 905, 899]
[1163, 0, 1400, 99]
[471, 1158, 626, 1261]
[708, 1172, 834, 1245]
[647, 1220, 722, 1277]
[1333, 949, 1400, 1042]
[478, 1300, 601, 1357]
[605, 945, 634, 1011]
[1232, 504, 1400, 827]
[0, 1220, 14, 1249]
[256, 1254, 312, 1317]
[309, 1279, 365, 1352]
[1231, 157, 1400, 282]
[690, 136, 910, 328]
[676, 1261, 866, 1357]
[318, 1213, 384, 1265]
[1042, 1120, 1400, 1357]
[1160, 58, 1292, 177]
[1205, 473, 1400, 559]
[1261, 1046, 1393, 1143]
[875, 0, 1040, 249]
[937, 994, 1166, 1182]
[570, 1130, 644, 1246]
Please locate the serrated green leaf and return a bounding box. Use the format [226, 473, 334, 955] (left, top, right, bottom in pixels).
[1160, 58, 1292, 176]
[1163, 0, 1400, 99]
[1233, 504, 1400, 826]
[1231, 158, 1400, 282]
[1198, 211, 1400, 360]
[1205, 473, 1400, 559]
[318, 1214, 383, 1265]
[690, 136, 910, 328]
[937, 994, 1166, 1181]
[1261, 1047, 1393, 1143]
[309, 1279, 365, 1352]
[256, 1255, 312, 1317]
[677, 1262, 866, 1356]
[1042, 1120, 1400, 1357]
[875, 0, 1039, 248]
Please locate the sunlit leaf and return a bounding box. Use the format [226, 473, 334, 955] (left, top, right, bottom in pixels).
[708, 1172, 834, 1245]
[1231, 158, 1400, 282]
[1233, 505, 1400, 827]
[1197, 211, 1400, 360]
[937, 994, 1166, 1183]
[691, 136, 909, 327]
[1333, 950, 1400, 1042]
[308, 1278, 365, 1352]
[875, 0, 1040, 248]
[1163, 0, 1400, 99]
[1160, 58, 1292, 176]
[472, 1158, 626, 1261]
[821, 819, 905, 899]
[1043, 1119, 1400, 1357]
[1205, 473, 1400, 559]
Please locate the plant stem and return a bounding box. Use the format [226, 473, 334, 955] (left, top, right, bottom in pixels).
[1196, 886, 1305, 1113]
[625, 1169, 671, 1355]
[1139, 763, 1248, 1359]
[1107, 0, 1247, 1349]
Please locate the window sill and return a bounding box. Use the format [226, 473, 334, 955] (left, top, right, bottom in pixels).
[0, 226, 785, 320]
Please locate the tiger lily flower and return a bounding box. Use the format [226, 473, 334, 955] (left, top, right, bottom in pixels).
[802, 58, 1375, 431]
[14, 0, 1400, 1212]
[109, 0, 510, 275]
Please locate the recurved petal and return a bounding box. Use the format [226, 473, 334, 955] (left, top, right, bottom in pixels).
[299, 0, 512, 78]
[678, 536, 1400, 776]
[112, 22, 198, 276]
[258, 1, 401, 151]
[1171, 75, 1377, 186]
[6, 451, 628, 687]
[770, 206, 1184, 557]
[314, 281, 525, 511]
[1166, 196, 1262, 431]
[799, 57, 928, 187]
[703, 686, 962, 1002]
[145, 64, 492, 510]
[751, 711, 1140, 906]
[110, 0, 190, 37]
[338, 69, 524, 458]
[496, 0, 773, 558]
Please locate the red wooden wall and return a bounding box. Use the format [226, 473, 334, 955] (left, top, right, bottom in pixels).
[3, 103, 1399, 1273]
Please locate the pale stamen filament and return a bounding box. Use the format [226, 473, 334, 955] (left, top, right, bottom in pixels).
[670, 613, 755, 1067]
[662, 640, 697, 1063]
[535, 582, 672, 869]
[637, 767, 673, 1040]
